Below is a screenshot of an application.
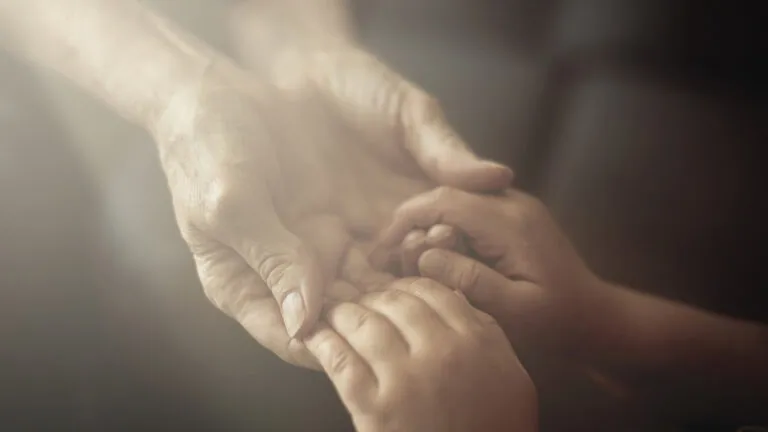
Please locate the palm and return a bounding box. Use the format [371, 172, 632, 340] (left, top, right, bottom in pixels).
[262, 52, 446, 284]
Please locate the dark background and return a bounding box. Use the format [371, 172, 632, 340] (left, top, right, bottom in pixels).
[1, 0, 765, 430]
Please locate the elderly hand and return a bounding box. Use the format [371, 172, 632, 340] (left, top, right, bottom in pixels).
[304, 278, 538, 432]
[154, 50, 511, 368]
[1, 0, 510, 371]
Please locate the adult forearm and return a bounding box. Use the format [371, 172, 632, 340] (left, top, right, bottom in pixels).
[591, 282, 768, 422]
[227, 0, 356, 72]
[0, 0, 218, 130]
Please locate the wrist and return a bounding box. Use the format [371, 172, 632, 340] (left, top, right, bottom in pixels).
[569, 277, 629, 364]
[560, 277, 641, 399]
[150, 56, 251, 144]
[137, 9, 237, 134]
[574, 278, 672, 378]
[141, 50, 214, 135]
[227, 0, 357, 73]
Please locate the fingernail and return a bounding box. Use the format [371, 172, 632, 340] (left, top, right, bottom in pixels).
[483, 160, 510, 170]
[484, 160, 514, 177]
[427, 225, 452, 243]
[281, 292, 306, 338]
[482, 161, 514, 187]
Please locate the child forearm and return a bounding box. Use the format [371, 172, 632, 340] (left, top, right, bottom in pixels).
[590, 281, 768, 422]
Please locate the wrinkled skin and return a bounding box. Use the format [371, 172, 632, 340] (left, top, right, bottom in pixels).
[154, 55, 512, 369]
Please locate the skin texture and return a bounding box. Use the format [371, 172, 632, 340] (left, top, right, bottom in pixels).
[377, 187, 768, 425]
[304, 278, 538, 432]
[156, 59, 512, 368]
[0, 0, 513, 370]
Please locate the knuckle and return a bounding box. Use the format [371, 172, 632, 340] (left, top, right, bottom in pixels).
[314, 335, 368, 396]
[202, 285, 228, 314]
[326, 346, 353, 377]
[257, 252, 294, 293]
[404, 89, 443, 125]
[399, 277, 433, 298]
[176, 218, 202, 246]
[194, 255, 236, 314]
[374, 288, 404, 306]
[456, 260, 481, 293]
[420, 95, 444, 124]
[349, 308, 376, 333]
[199, 273, 234, 315]
[228, 280, 267, 322]
[375, 386, 405, 419]
[200, 180, 240, 230]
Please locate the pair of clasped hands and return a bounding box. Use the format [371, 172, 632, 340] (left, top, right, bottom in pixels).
[161, 43, 607, 430]
[4, 0, 764, 428]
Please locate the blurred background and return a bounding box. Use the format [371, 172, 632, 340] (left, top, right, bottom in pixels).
[1, 0, 765, 430]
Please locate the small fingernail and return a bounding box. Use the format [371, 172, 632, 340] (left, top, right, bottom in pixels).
[484, 161, 514, 180]
[281, 292, 306, 338]
[427, 226, 451, 243]
[404, 229, 426, 245]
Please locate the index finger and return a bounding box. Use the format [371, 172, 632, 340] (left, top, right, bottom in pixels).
[304, 324, 375, 405]
[193, 246, 320, 369]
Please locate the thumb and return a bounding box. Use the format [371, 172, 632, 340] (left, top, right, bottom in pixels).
[402, 91, 513, 191]
[225, 217, 325, 339]
[417, 248, 512, 314]
[239, 235, 324, 339]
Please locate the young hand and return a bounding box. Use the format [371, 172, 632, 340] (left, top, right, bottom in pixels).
[374, 187, 606, 358]
[304, 278, 538, 432]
